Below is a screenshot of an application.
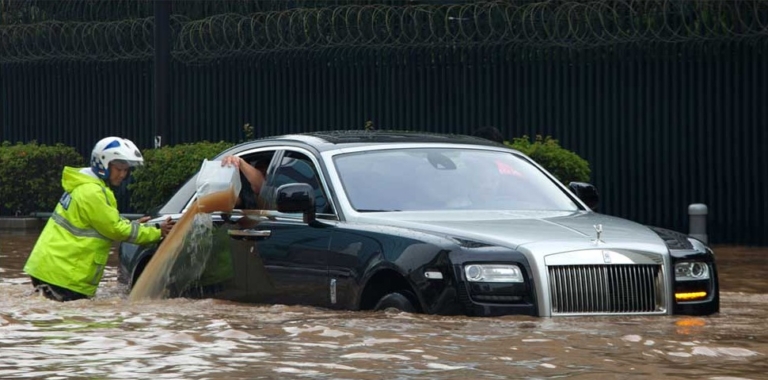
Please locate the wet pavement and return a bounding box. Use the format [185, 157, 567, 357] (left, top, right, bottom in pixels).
[1, 230, 767, 379]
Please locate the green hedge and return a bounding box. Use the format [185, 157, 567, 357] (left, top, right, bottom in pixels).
[0, 141, 85, 216]
[128, 141, 235, 213]
[508, 135, 591, 185]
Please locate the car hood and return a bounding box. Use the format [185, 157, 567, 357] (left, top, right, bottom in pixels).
[354, 210, 669, 256]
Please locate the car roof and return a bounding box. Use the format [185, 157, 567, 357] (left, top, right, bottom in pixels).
[238, 130, 506, 152]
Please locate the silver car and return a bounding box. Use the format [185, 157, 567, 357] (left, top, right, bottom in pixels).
[119, 131, 719, 317]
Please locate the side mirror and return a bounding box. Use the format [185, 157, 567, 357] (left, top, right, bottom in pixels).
[276, 183, 316, 223]
[568, 182, 600, 212]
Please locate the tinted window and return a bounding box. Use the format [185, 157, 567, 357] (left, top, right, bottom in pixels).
[260, 151, 330, 214]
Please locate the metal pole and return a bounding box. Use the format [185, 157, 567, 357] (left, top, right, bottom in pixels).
[688, 203, 708, 244]
[153, 0, 172, 148]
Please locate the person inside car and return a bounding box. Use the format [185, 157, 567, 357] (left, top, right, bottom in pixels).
[24, 136, 175, 302]
[221, 155, 266, 209]
[472, 126, 505, 144]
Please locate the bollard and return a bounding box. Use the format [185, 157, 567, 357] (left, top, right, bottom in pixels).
[688, 203, 708, 244]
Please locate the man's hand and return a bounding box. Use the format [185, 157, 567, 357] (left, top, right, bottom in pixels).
[137, 216, 152, 224]
[159, 216, 175, 238]
[221, 155, 241, 169]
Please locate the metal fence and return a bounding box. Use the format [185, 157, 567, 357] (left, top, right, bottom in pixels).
[2, 41, 765, 245]
[1, 0, 766, 245]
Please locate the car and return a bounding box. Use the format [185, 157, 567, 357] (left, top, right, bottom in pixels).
[118, 130, 719, 317]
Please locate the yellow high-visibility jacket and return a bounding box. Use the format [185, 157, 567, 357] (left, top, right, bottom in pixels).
[24, 167, 162, 296]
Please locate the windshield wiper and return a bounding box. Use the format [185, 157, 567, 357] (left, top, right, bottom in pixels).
[356, 209, 401, 212]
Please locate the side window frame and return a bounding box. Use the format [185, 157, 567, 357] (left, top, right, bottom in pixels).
[260, 148, 337, 219]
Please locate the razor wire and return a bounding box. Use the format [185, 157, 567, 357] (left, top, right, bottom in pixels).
[1, 0, 767, 64]
[0, 0, 461, 24]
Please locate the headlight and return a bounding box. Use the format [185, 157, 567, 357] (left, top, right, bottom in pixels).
[464, 264, 523, 283]
[675, 262, 710, 281]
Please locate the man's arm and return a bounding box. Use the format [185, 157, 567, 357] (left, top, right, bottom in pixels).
[77, 184, 163, 244]
[222, 155, 265, 195]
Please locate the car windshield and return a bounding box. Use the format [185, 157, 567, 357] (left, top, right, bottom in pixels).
[334, 147, 580, 212]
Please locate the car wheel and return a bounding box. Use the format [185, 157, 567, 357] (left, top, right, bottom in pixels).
[374, 292, 417, 313]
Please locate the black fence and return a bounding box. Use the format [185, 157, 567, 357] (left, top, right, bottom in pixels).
[1, 1, 766, 245]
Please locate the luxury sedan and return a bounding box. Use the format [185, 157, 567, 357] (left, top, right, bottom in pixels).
[119, 130, 719, 317]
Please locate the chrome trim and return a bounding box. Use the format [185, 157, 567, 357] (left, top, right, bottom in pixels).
[592, 224, 604, 245]
[545, 249, 662, 266]
[548, 264, 667, 315]
[424, 271, 444, 280]
[330, 278, 337, 304]
[228, 229, 272, 238]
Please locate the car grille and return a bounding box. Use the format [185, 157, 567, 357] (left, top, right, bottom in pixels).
[548, 264, 664, 315]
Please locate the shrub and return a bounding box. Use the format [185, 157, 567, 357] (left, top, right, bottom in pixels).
[0, 141, 85, 216]
[129, 141, 235, 213]
[508, 135, 591, 184]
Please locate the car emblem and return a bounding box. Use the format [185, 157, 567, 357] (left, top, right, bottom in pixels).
[592, 224, 604, 245]
[602, 250, 612, 263]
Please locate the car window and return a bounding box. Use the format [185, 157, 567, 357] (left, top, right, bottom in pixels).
[236, 150, 276, 210]
[334, 148, 580, 212]
[259, 150, 331, 214]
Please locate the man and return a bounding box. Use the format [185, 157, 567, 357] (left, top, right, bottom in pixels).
[472, 126, 505, 144]
[24, 137, 174, 301]
[221, 154, 266, 209]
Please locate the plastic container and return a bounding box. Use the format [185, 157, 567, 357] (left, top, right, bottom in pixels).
[195, 159, 242, 213]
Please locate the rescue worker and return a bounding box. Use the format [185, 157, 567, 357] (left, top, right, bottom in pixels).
[23, 137, 175, 301]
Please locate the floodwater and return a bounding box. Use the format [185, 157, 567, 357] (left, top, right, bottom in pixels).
[1, 230, 767, 379]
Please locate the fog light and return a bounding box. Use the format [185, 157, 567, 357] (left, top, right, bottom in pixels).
[675, 262, 710, 281]
[675, 291, 708, 301]
[464, 264, 523, 283]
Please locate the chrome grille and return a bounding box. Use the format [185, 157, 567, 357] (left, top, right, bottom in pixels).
[548, 264, 663, 314]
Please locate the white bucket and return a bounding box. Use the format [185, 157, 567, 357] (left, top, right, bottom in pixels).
[195, 159, 242, 213]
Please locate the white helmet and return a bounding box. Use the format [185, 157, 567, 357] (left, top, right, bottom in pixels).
[90, 137, 144, 179]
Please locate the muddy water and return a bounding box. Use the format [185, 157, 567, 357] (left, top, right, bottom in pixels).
[2, 231, 767, 379]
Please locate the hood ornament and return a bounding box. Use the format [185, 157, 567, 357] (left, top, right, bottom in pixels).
[592, 224, 604, 245]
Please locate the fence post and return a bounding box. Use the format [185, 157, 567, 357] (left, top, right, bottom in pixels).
[153, 0, 172, 148]
[688, 203, 708, 244]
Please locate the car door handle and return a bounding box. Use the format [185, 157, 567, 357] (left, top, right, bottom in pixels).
[228, 229, 272, 239]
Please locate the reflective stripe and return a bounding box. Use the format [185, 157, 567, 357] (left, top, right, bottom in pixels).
[90, 264, 105, 286]
[100, 187, 112, 207]
[127, 222, 139, 243]
[51, 212, 110, 241]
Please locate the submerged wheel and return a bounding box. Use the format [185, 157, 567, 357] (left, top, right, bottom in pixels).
[374, 291, 418, 313]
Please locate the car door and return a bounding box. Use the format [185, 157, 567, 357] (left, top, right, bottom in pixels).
[188, 148, 277, 303]
[230, 148, 334, 308]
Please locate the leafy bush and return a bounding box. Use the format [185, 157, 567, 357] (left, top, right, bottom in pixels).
[0, 141, 85, 216]
[129, 141, 235, 213]
[508, 135, 591, 184]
